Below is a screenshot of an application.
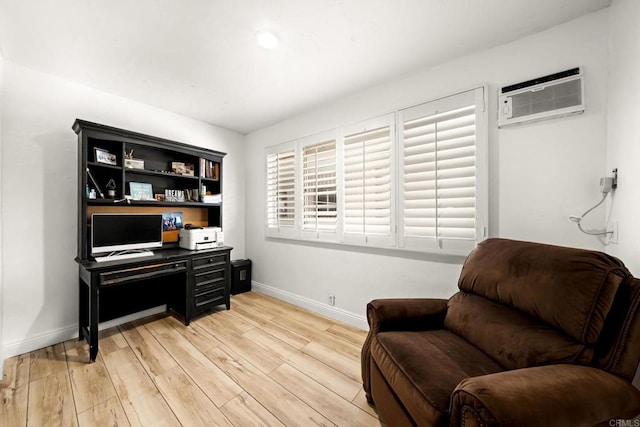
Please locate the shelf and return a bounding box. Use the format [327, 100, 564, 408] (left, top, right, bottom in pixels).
[125, 168, 199, 180]
[76, 119, 226, 261]
[87, 161, 122, 171]
[87, 198, 221, 208]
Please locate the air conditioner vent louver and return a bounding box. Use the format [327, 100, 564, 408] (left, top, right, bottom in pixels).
[499, 67, 584, 128]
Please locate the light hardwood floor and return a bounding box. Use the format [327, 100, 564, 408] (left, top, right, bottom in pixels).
[1, 291, 379, 426]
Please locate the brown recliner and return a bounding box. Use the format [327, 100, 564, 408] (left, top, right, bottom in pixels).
[362, 238, 640, 426]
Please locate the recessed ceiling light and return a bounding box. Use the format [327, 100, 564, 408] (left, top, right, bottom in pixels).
[256, 31, 278, 49]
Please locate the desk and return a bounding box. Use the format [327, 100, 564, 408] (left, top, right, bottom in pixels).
[76, 247, 232, 362]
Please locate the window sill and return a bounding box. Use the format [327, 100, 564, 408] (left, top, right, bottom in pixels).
[264, 233, 473, 262]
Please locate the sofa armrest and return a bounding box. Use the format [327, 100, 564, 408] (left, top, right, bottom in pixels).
[361, 298, 448, 404]
[450, 364, 640, 427]
[367, 298, 449, 332]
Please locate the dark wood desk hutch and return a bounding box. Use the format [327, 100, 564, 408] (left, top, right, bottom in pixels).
[74, 119, 231, 361]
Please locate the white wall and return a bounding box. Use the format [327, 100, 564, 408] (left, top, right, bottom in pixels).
[0, 62, 245, 359]
[606, 0, 640, 275]
[244, 10, 610, 327]
[0, 48, 4, 376]
[605, 0, 640, 388]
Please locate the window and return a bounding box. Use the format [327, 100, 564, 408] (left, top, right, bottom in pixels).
[264, 87, 487, 254]
[301, 135, 338, 239]
[265, 142, 297, 238]
[398, 88, 486, 253]
[342, 114, 395, 247]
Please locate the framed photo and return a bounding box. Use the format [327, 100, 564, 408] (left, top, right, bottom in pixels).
[171, 162, 186, 175]
[183, 163, 195, 176]
[129, 182, 154, 200]
[94, 148, 117, 165]
[171, 161, 195, 176]
[162, 212, 184, 231]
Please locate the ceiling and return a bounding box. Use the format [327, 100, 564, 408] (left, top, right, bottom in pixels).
[0, 0, 612, 134]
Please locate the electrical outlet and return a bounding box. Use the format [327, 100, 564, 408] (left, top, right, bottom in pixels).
[607, 221, 618, 244]
[328, 294, 335, 306]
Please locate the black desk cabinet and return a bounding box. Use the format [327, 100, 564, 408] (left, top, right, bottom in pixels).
[192, 251, 230, 315]
[76, 247, 232, 362]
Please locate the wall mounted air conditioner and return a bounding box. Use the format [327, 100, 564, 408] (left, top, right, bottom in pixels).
[498, 67, 584, 128]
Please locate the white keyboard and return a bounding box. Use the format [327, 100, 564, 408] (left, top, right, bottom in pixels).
[94, 251, 154, 263]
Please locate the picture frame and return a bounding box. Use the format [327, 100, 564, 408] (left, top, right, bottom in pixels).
[171, 162, 186, 175]
[94, 147, 117, 165]
[171, 161, 195, 176]
[129, 182, 154, 200]
[183, 163, 195, 176]
[162, 212, 184, 231]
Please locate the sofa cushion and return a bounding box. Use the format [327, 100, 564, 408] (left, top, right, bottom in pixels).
[445, 292, 593, 369]
[458, 238, 628, 344]
[371, 329, 503, 425]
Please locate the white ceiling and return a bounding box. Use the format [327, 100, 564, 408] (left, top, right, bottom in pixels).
[0, 0, 612, 134]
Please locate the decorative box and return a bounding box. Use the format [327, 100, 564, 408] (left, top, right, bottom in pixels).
[124, 158, 145, 169]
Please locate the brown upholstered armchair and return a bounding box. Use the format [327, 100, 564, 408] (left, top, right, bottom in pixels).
[362, 238, 640, 426]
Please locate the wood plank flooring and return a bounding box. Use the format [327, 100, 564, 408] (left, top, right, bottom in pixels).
[1, 292, 379, 426]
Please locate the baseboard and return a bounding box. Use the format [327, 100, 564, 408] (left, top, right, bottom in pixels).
[2, 305, 166, 360]
[4, 324, 79, 360]
[250, 281, 368, 330]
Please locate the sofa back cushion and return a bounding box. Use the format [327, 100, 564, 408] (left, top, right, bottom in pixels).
[456, 238, 628, 345]
[444, 238, 630, 370]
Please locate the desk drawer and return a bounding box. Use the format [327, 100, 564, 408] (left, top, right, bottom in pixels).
[194, 268, 225, 288]
[193, 253, 228, 270]
[99, 261, 188, 286]
[194, 287, 225, 307]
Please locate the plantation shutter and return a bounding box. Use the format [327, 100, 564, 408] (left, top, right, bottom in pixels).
[343, 114, 395, 247]
[399, 88, 486, 253]
[266, 143, 297, 238]
[302, 137, 338, 238]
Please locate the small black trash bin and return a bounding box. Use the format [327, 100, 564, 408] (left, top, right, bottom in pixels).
[230, 259, 252, 295]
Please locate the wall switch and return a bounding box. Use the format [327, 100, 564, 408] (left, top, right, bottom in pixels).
[328, 294, 336, 306]
[607, 221, 618, 244]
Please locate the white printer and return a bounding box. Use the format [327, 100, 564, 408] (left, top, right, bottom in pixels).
[178, 227, 223, 250]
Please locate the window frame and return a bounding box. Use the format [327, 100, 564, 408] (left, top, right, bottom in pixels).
[263, 86, 488, 255]
[397, 87, 488, 255]
[341, 113, 396, 248]
[299, 131, 340, 242]
[265, 140, 299, 239]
